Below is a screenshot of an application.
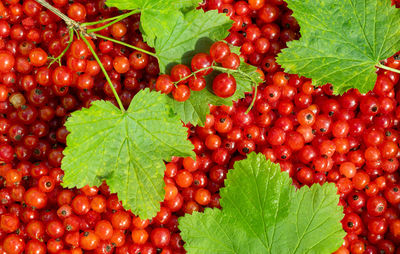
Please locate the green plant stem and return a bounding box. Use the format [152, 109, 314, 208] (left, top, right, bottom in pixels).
[246, 85, 258, 114]
[80, 33, 125, 112]
[212, 66, 255, 83]
[86, 10, 139, 33]
[48, 29, 74, 67]
[377, 62, 400, 74]
[94, 33, 157, 58]
[82, 10, 139, 27]
[173, 64, 215, 85]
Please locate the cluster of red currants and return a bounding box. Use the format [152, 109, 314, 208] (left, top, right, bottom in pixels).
[155, 41, 241, 102]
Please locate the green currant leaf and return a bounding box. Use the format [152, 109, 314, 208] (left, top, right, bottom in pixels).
[276, 0, 400, 94]
[153, 9, 233, 73]
[168, 60, 263, 126]
[179, 153, 345, 254]
[61, 89, 194, 219]
[105, 0, 199, 46]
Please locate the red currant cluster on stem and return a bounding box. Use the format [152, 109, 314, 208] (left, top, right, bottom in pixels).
[155, 41, 241, 102]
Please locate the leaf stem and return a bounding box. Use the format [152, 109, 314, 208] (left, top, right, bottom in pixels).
[94, 33, 157, 58]
[82, 10, 139, 27]
[80, 33, 125, 112]
[377, 62, 400, 74]
[48, 29, 74, 67]
[245, 85, 258, 114]
[82, 10, 140, 34]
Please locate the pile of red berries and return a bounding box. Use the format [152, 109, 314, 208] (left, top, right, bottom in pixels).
[0, 0, 399, 253]
[156, 41, 241, 102]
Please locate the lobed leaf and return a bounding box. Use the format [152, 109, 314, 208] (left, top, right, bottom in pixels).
[62, 89, 194, 219]
[277, 0, 400, 94]
[179, 153, 345, 253]
[105, 0, 200, 46]
[153, 9, 232, 73]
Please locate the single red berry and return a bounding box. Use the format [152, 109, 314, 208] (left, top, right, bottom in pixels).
[210, 41, 230, 62]
[212, 73, 236, 98]
[155, 74, 174, 94]
[172, 84, 191, 102]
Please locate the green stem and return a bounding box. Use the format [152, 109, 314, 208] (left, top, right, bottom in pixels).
[48, 29, 74, 67]
[82, 10, 139, 27]
[245, 85, 258, 114]
[377, 62, 400, 74]
[86, 10, 139, 33]
[80, 33, 125, 112]
[94, 33, 157, 58]
[173, 64, 215, 85]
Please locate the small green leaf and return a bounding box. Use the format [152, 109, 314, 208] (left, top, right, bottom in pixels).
[169, 60, 262, 126]
[179, 153, 345, 254]
[105, 0, 199, 46]
[276, 0, 400, 94]
[61, 89, 194, 219]
[153, 9, 233, 73]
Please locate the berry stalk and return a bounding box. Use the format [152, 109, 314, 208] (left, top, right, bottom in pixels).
[173, 64, 216, 85]
[48, 29, 74, 67]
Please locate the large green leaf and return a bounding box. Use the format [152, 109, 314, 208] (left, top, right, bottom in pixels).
[277, 0, 400, 94]
[179, 153, 345, 253]
[105, 0, 200, 46]
[62, 89, 194, 219]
